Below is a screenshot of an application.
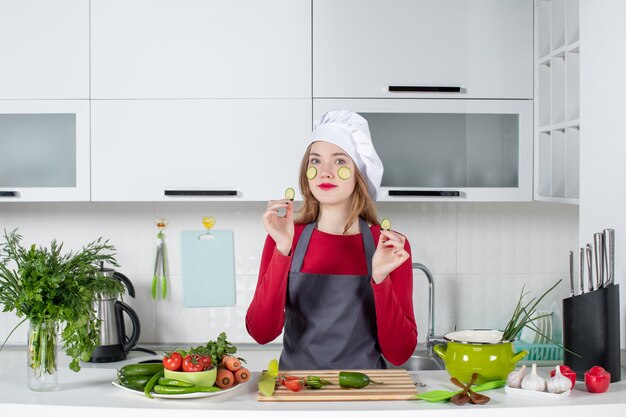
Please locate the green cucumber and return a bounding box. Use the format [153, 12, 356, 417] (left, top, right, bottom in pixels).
[118, 363, 164, 377]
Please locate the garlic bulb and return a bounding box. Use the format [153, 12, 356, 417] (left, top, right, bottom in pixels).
[521, 363, 546, 391]
[506, 364, 527, 388]
[547, 365, 572, 393]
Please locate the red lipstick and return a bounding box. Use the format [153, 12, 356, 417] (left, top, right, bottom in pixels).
[318, 183, 337, 190]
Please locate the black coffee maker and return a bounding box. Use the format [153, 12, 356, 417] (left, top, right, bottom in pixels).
[89, 265, 141, 362]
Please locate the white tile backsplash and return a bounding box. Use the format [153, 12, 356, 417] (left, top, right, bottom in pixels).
[0, 201, 578, 347]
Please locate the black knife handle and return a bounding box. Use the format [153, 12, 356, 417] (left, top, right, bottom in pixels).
[0, 191, 18, 197]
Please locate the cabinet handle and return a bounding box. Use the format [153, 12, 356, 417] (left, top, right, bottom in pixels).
[388, 190, 461, 197]
[388, 86, 462, 93]
[0, 191, 18, 197]
[164, 190, 238, 196]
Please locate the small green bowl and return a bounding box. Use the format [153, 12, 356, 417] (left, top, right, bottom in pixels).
[164, 367, 216, 387]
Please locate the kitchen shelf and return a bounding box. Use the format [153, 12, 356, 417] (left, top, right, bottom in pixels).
[534, 0, 580, 204]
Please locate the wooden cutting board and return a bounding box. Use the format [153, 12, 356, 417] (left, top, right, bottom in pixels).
[257, 369, 418, 402]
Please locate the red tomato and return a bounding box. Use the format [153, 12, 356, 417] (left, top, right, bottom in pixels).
[182, 354, 205, 372]
[198, 355, 212, 370]
[162, 352, 183, 371]
[550, 365, 576, 388]
[585, 366, 610, 393]
[282, 379, 303, 392]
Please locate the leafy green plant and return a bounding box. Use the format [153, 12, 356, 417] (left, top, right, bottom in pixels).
[0, 229, 124, 372]
[501, 279, 562, 342]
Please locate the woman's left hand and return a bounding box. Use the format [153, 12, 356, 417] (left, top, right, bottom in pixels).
[371, 230, 409, 284]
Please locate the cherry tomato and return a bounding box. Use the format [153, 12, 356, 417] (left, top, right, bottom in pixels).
[282, 379, 303, 392]
[198, 355, 212, 370]
[585, 366, 610, 393]
[162, 352, 183, 371]
[550, 365, 576, 388]
[182, 354, 205, 372]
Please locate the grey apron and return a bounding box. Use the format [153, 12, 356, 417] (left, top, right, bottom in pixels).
[280, 218, 385, 370]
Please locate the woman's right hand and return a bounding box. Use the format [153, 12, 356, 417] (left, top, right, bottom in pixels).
[262, 200, 294, 256]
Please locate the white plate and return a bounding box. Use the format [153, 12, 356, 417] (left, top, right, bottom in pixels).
[505, 385, 571, 400]
[112, 381, 243, 399]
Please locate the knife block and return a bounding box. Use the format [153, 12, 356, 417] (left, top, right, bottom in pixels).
[562, 284, 621, 382]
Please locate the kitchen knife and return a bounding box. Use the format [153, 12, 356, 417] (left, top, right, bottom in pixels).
[594, 233, 604, 290]
[586, 244, 594, 292]
[579, 247, 585, 295]
[603, 228, 615, 287]
[569, 250, 575, 297]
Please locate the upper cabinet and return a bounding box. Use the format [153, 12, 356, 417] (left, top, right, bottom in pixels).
[0, 100, 90, 201]
[0, 0, 89, 99]
[91, 99, 311, 202]
[313, 0, 533, 99]
[90, 0, 311, 99]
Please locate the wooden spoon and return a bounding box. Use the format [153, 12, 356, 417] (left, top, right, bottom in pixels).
[449, 374, 478, 406]
[450, 375, 491, 404]
[468, 390, 490, 404]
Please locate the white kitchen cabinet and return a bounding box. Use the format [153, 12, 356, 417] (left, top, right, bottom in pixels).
[0, 0, 89, 99]
[534, 0, 580, 204]
[313, 0, 533, 99]
[0, 100, 90, 201]
[314, 99, 533, 202]
[91, 99, 311, 201]
[90, 0, 311, 99]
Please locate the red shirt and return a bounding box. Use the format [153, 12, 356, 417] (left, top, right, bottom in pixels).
[245, 223, 417, 366]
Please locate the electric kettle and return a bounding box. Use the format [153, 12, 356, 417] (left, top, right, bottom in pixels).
[89, 265, 141, 362]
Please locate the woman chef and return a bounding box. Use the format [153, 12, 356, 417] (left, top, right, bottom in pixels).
[246, 110, 417, 369]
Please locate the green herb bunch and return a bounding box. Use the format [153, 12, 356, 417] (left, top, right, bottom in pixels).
[501, 279, 562, 342]
[189, 332, 244, 367]
[0, 229, 125, 372]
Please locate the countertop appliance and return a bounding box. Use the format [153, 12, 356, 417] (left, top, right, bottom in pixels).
[89, 266, 141, 362]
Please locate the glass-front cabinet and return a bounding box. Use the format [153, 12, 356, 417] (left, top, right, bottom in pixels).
[314, 99, 533, 201]
[0, 100, 90, 201]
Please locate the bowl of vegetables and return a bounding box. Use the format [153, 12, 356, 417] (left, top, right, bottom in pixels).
[162, 351, 216, 387]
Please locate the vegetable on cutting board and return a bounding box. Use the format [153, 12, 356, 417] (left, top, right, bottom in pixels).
[338, 371, 383, 389]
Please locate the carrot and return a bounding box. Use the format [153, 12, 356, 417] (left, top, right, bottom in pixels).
[234, 367, 250, 383]
[221, 355, 241, 372]
[216, 368, 235, 389]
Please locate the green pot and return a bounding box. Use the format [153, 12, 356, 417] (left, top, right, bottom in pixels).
[434, 330, 528, 385]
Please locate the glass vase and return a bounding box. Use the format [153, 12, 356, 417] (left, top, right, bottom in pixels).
[27, 319, 59, 391]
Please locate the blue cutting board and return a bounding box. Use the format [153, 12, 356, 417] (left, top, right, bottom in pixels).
[180, 230, 236, 307]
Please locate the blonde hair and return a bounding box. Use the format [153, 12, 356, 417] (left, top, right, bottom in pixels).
[295, 144, 379, 234]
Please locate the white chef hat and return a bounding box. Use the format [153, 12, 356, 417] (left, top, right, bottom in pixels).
[309, 110, 384, 200]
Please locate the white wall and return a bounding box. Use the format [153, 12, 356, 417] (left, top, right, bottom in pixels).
[579, 0, 626, 349]
[0, 201, 577, 347]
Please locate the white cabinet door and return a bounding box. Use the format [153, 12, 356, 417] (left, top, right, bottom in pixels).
[314, 99, 533, 201]
[0, 100, 90, 201]
[91, 100, 311, 201]
[91, 0, 311, 99]
[0, 0, 89, 99]
[313, 0, 533, 99]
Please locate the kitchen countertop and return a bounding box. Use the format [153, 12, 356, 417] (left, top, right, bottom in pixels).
[1, 347, 626, 417]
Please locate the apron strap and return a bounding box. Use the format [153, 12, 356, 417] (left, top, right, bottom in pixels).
[290, 222, 316, 274]
[360, 217, 376, 277]
[291, 218, 377, 277]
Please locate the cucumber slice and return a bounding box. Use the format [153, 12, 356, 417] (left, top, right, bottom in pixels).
[380, 218, 391, 231]
[284, 187, 295, 200]
[306, 166, 317, 180]
[337, 166, 351, 180]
